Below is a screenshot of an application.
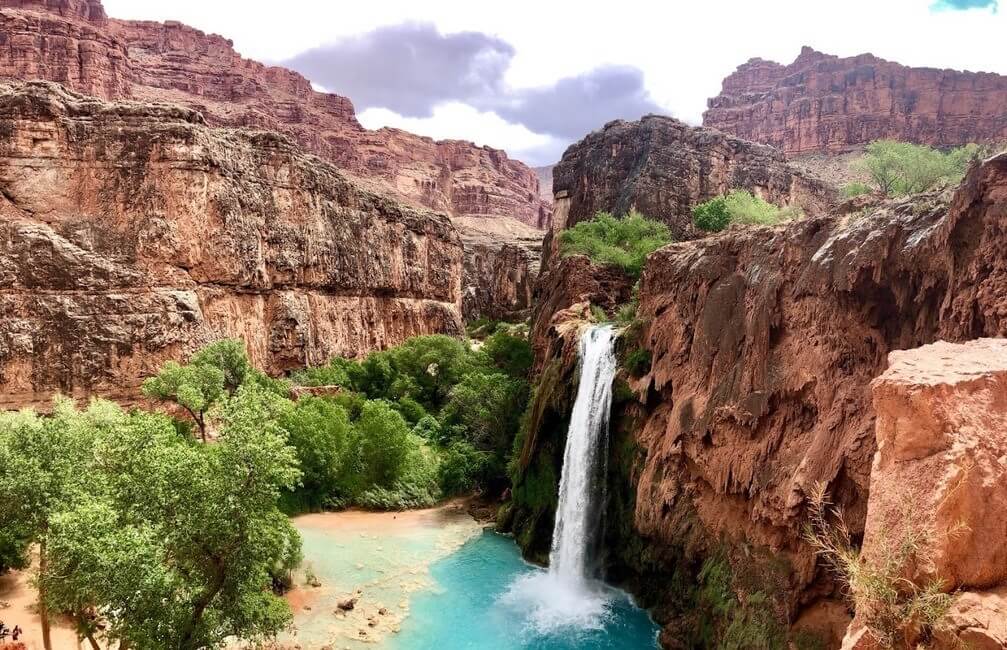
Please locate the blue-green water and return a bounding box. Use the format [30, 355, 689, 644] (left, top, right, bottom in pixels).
[390, 530, 660, 650]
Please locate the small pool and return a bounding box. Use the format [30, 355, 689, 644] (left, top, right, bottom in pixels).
[390, 530, 660, 650]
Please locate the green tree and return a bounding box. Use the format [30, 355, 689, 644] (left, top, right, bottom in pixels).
[0, 400, 98, 650]
[482, 330, 533, 379]
[141, 361, 225, 441]
[191, 339, 252, 392]
[693, 191, 800, 233]
[558, 211, 673, 279]
[442, 372, 528, 465]
[356, 400, 413, 487]
[1, 395, 303, 650]
[858, 140, 984, 196]
[279, 397, 353, 512]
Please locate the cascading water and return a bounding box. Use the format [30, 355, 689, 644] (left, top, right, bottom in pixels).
[500, 324, 620, 637]
[550, 324, 617, 584]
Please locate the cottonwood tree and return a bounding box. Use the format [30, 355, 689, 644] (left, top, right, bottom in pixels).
[0, 392, 303, 650]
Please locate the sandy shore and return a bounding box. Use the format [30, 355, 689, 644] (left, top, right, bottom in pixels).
[0, 561, 82, 650]
[279, 500, 484, 649]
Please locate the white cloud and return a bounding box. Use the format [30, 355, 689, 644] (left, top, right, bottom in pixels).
[357, 103, 565, 165]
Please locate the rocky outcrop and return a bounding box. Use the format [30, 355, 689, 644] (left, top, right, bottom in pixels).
[0, 81, 463, 409]
[550, 114, 836, 243]
[842, 339, 1007, 649]
[0, 0, 551, 228]
[456, 216, 542, 322]
[704, 46, 1007, 155]
[514, 152, 1007, 645]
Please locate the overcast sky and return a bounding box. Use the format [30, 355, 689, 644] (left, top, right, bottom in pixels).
[104, 0, 1004, 165]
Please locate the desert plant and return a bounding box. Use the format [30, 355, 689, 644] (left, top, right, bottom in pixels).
[558, 211, 673, 278]
[858, 140, 985, 196]
[841, 182, 873, 199]
[693, 191, 800, 232]
[803, 483, 957, 648]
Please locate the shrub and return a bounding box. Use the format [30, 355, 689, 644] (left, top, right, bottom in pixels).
[693, 191, 799, 233]
[692, 196, 732, 232]
[624, 348, 652, 377]
[858, 140, 984, 196]
[841, 182, 873, 199]
[558, 211, 673, 278]
[803, 483, 956, 648]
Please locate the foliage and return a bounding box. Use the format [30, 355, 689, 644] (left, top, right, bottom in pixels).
[857, 140, 984, 196]
[692, 196, 732, 232]
[279, 397, 353, 512]
[438, 441, 491, 496]
[558, 211, 673, 279]
[803, 483, 956, 648]
[695, 554, 788, 650]
[482, 330, 534, 379]
[841, 182, 873, 199]
[624, 348, 652, 377]
[142, 361, 225, 439]
[693, 190, 801, 233]
[0, 395, 301, 650]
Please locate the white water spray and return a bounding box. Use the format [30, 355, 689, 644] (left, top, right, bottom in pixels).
[500, 324, 619, 635]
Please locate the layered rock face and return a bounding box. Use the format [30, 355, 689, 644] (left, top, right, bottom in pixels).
[0, 0, 551, 228]
[845, 339, 1007, 649]
[551, 114, 836, 242]
[704, 46, 1007, 155]
[0, 82, 463, 409]
[455, 216, 542, 322]
[516, 153, 1007, 644]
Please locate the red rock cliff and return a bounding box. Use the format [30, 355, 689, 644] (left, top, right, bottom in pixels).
[0, 81, 464, 409]
[704, 46, 1007, 155]
[550, 115, 836, 245]
[517, 152, 1007, 645]
[0, 0, 551, 228]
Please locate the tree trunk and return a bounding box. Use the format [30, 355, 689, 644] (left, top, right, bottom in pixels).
[177, 562, 225, 650]
[39, 540, 52, 650]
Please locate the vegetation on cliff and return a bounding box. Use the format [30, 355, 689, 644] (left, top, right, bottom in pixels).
[856, 140, 987, 197]
[692, 190, 802, 233]
[558, 211, 672, 278]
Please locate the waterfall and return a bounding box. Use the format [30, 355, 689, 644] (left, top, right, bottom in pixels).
[549, 324, 617, 584]
[500, 324, 620, 635]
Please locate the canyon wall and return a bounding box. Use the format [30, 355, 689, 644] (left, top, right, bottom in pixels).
[513, 152, 1007, 646]
[0, 81, 464, 409]
[0, 0, 551, 228]
[550, 115, 836, 243]
[704, 46, 1007, 155]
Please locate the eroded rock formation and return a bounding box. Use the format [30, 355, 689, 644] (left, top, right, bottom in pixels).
[704, 46, 1007, 155]
[514, 152, 1007, 646]
[456, 216, 542, 322]
[0, 0, 551, 228]
[0, 81, 464, 409]
[550, 114, 836, 243]
[843, 339, 1007, 649]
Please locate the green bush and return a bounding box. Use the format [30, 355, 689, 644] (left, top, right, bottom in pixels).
[624, 348, 652, 377]
[858, 140, 984, 196]
[841, 182, 873, 199]
[438, 441, 491, 496]
[558, 211, 673, 279]
[692, 196, 732, 232]
[693, 191, 801, 233]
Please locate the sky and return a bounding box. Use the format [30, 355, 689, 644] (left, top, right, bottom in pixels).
[103, 0, 1004, 166]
